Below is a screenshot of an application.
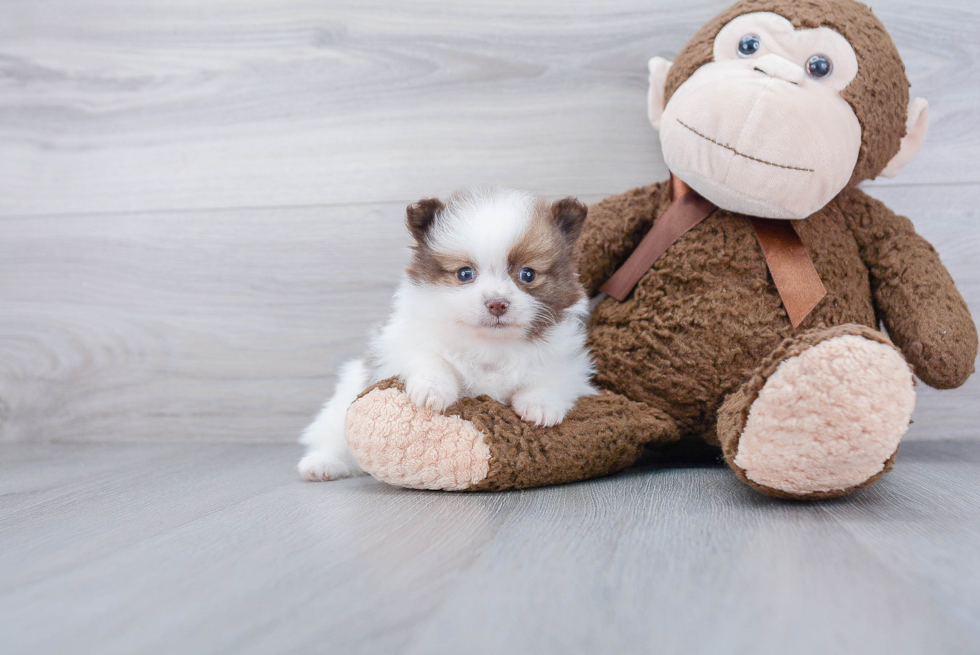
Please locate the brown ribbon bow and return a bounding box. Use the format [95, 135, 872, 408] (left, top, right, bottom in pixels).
[599, 176, 827, 328]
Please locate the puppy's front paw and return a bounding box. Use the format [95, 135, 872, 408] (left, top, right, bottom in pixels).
[298, 451, 361, 481]
[511, 389, 571, 427]
[405, 373, 459, 413]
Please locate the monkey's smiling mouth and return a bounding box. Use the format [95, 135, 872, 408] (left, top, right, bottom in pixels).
[677, 119, 814, 173]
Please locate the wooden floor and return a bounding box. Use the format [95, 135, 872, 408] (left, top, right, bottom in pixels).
[2, 440, 979, 654]
[2, 0, 979, 652]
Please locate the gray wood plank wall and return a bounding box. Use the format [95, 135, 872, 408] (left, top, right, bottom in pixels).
[1, 0, 977, 444]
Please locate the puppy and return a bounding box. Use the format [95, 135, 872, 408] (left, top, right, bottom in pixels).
[299, 188, 596, 481]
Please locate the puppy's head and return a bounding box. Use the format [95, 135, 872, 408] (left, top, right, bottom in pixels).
[405, 188, 587, 341]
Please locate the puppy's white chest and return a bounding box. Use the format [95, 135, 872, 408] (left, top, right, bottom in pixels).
[481, 361, 502, 373]
[448, 350, 525, 403]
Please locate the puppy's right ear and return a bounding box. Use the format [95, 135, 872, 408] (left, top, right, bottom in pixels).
[406, 198, 445, 242]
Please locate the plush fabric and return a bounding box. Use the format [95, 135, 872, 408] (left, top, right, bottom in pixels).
[343, 0, 977, 499]
[349, 377, 680, 491]
[663, 0, 910, 185]
[720, 326, 914, 496]
[580, 180, 882, 444]
[658, 12, 866, 218]
[837, 189, 977, 388]
[347, 179, 974, 497]
[576, 182, 975, 442]
[346, 385, 491, 491]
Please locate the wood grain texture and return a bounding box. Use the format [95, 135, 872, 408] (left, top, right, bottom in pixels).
[0, 0, 978, 215]
[1, 441, 978, 654]
[0, 202, 411, 442]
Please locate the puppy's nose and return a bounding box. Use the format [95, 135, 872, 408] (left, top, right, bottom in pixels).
[486, 298, 510, 317]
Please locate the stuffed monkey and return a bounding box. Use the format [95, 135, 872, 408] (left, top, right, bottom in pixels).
[342, 0, 977, 499]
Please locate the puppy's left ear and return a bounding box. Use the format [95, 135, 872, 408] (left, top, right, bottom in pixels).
[406, 197, 445, 241]
[551, 197, 588, 243]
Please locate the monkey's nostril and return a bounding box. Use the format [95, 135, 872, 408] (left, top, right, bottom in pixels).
[486, 298, 510, 317]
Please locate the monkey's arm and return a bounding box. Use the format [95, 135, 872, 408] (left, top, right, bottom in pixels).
[841, 187, 977, 389]
[575, 181, 668, 295]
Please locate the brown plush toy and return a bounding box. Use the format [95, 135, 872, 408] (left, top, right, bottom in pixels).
[343, 0, 977, 499]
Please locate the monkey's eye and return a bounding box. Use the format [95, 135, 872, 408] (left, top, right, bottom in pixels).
[737, 34, 761, 58]
[456, 266, 475, 283]
[519, 267, 536, 284]
[806, 54, 833, 79]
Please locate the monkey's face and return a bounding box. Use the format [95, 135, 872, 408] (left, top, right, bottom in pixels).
[659, 12, 863, 219]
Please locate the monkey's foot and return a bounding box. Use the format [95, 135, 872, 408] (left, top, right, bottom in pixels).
[718, 325, 915, 499]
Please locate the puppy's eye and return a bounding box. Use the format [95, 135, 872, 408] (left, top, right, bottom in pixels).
[738, 34, 761, 58]
[456, 266, 475, 283]
[805, 54, 833, 79]
[519, 267, 536, 284]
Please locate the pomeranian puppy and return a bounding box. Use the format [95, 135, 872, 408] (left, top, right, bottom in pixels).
[299, 188, 596, 481]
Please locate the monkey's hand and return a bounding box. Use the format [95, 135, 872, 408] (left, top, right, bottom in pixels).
[575, 182, 666, 295]
[842, 187, 977, 389]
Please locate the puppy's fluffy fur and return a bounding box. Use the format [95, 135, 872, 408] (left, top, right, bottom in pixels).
[299, 188, 596, 481]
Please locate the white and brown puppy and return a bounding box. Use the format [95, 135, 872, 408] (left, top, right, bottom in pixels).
[299, 188, 596, 481]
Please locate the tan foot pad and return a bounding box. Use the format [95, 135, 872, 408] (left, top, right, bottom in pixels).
[734, 335, 915, 495]
[345, 387, 491, 490]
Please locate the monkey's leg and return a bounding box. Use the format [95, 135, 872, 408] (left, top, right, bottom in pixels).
[717, 324, 915, 500]
[344, 379, 680, 491]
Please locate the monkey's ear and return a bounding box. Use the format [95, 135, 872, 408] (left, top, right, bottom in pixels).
[551, 197, 588, 243]
[647, 56, 673, 131]
[406, 197, 445, 241]
[880, 97, 929, 178]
